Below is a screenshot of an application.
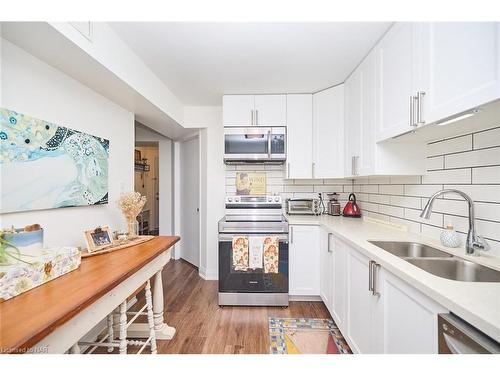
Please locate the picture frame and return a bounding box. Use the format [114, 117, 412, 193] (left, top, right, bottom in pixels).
[84, 226, 113, 252]
[134, 149, 142, 163]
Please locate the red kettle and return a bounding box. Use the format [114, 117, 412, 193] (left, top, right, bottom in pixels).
[343, 193, 362, 218]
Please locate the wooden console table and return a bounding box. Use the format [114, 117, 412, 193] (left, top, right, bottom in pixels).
[0, 236, 180, 354]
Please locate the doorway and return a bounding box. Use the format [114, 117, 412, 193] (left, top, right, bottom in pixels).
[134, 142, 160, 235]
[179, 136, 200, 267]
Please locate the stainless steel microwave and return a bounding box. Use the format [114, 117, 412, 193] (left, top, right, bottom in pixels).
[223, 126, 286, 164]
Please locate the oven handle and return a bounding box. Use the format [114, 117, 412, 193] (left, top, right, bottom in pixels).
[219, 234, 289, 242]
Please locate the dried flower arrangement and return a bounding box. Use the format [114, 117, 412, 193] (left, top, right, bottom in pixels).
[117, 192, 147, 237]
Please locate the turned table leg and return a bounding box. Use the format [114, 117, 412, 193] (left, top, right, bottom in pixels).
[151, 270, 176, 339]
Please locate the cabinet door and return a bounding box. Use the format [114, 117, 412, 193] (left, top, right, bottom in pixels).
[286, 94, 313, 179]
[223, 95, 255, 126]
[359, 51, 377, 176]
[331, 237, 347, 330]
[345, 247, 373, 353]
[312, 85, 345, 178]
[289, 225, 320, 296]
[374, 269, 448, 354]
[419, 22, 500, 125]
[344, 69, 361, 177]
[254, 95, 287, 126]
[319, 229, 334, 313]
[376, 23, 418, 141]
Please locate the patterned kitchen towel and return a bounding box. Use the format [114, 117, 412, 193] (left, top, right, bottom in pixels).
[232, 236, 249, 271]
[248, 236, 264, 269]
[263, 236, 279, 273]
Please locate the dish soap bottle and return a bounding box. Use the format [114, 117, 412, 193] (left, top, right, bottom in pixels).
[440, 224, 461, 248]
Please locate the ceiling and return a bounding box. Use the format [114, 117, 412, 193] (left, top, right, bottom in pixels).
[110, 22, 393, 106]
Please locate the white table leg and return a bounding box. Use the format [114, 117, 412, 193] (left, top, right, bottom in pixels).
[126, 268, 176, 340]
[119, 302, 127, 354]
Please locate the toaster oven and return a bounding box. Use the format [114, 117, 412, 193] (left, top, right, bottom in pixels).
[286, 198, 322, 215]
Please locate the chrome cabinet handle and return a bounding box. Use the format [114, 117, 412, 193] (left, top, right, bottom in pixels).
[416, 91, 425, 126]
[351, 156, 355, 176]
[256, 109, 259, 125]
[368, 260, 374, 292]
[290, 226, 294, 244]
[312, 162, 315, 178]
[287, 162, 290, 179]
[327, 233, 333, 253]
[267, 130, 271, 159]
[409, 95, 416, 127]
[251, 109, 254, 125]
[371, 261, 381, 296]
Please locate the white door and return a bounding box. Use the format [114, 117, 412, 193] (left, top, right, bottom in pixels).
[332, 238, 347, 330]
[289, 225, 320, 296]
[286, 94, 313, 179]
[180, 136, 200, 267]
[223, 95, 255, 126]
[376, 22, 418, 141]
[312, 85, 345, 178]
[254, 94, 287, 126]
[419, 22, 500, 125]
[346, 247, 373, 353]
[320, 229, 334, 314]
[374, 269, 448, 354]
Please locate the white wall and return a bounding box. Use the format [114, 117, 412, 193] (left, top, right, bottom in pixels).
[0, 38, 134, 249]
[135, 123, 174, 236]
[183, 106, 224, 280]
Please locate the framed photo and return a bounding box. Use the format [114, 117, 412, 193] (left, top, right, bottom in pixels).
[84, 226, 113, 252]
[134, 149, 142, 163]
[236, 172, 266, 195]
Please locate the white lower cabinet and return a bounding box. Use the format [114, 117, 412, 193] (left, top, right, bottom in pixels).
[319, 228, 334, 312]
[289, 225, 320, 296]
[330, 235, 448, 354]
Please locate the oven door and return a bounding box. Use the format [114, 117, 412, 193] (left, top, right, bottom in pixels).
[223, 126, 286, 163]
[218, 233, 288, 293]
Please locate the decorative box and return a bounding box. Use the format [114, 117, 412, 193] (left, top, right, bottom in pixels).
[0, 246, 81, 301]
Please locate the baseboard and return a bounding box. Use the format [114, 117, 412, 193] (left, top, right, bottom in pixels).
[289, 295, 322, 302]
[199, 266, 218, 280]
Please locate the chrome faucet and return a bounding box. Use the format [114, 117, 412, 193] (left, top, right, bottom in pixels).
[420, 189, 488, 256]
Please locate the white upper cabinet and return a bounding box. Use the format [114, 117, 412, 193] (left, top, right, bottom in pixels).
[222, 95, 255, 126]
[344, 66, 362, 177]
[419, 22, 500, 125]
[376, 23, 418, 141]
[312, 85, 345, 178]
[286, 94, 313, 179]
[222, 94, 286, 126]
[254, 95, 287, 126]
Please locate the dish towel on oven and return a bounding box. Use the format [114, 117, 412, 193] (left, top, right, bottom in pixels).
[248, 236, 264, 269]
[232, 236, 249, 271]
[263, 236, 279, 273]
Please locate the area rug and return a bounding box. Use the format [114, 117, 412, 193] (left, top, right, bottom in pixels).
[269, 318, 352, 354]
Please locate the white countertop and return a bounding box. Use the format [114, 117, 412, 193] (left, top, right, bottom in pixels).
[285, 214, 500, 342]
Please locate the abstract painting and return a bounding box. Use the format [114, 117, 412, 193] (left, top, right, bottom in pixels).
[0, 108, 109, 213]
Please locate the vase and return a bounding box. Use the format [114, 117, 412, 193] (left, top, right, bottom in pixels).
[127, 219, 140, 238]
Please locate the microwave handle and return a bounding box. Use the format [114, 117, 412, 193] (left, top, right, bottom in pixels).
[267, 130, 271, 158]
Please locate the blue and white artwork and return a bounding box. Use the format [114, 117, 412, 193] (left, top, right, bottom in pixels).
[0, 108, 109, 213]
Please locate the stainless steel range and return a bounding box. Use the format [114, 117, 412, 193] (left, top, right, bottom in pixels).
[218, 195, 289, 306]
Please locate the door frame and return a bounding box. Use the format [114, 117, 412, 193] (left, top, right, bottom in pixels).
[174, 133, 202, 269]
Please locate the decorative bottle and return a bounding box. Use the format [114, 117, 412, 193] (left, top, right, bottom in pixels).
[440, 224, 461, 248]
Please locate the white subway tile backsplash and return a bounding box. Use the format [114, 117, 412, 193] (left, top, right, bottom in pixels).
[472, 165, 500, 184]
[445, 147, 500, 169]
[427, 135, 472, 157]
[426, 156, 444, 171]
[379, 184, 404, 195]
[473, 126, 500, 150]
[224, 125, 500, 259]
[422, 168, 471, 184]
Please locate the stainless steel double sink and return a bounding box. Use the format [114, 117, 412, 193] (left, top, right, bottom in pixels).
[368, 241, 500, 282]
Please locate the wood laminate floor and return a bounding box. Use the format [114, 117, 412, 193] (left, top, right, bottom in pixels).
[128, 259, 330, 354]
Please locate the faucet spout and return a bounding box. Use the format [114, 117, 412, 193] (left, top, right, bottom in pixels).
[420, 189, 487, 256]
